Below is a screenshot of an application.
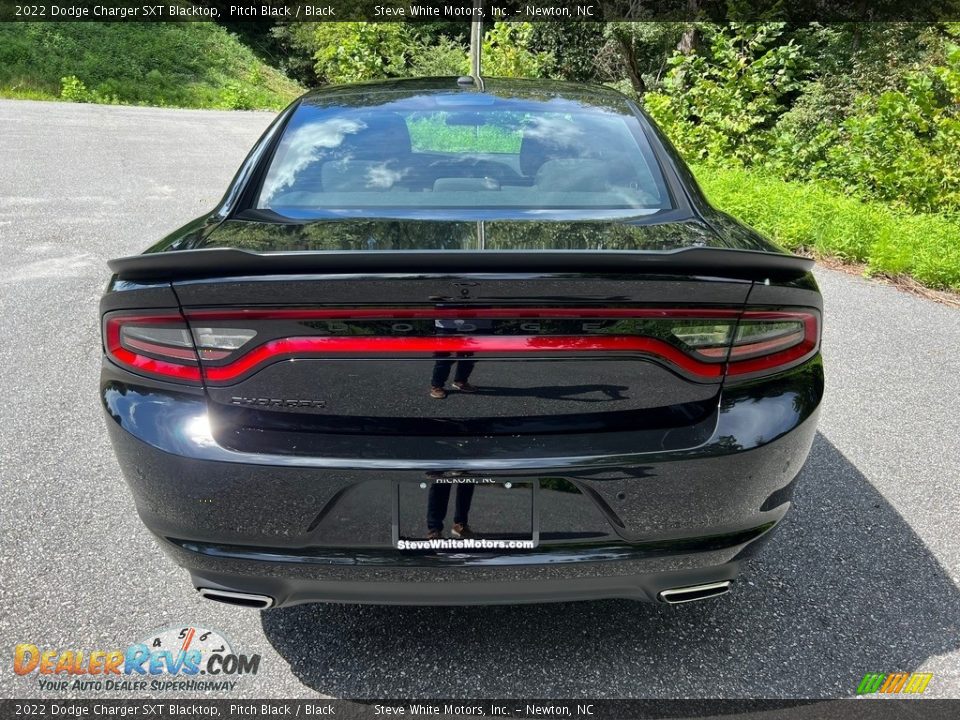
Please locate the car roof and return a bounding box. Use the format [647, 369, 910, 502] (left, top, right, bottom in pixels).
[298, 77, 635, 112]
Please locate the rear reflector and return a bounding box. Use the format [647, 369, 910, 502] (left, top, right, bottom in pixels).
[103, 307, 820, 385]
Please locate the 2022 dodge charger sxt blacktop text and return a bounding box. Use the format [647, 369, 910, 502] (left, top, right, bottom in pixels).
[101, 78, 823, 608]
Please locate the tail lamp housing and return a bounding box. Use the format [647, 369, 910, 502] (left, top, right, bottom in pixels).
[103, 307, 819, 386]
[103, 314, 202, 384]
[102, 312, 257, 386]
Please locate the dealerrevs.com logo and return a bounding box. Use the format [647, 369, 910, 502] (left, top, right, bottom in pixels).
[13, 625, 260, 693]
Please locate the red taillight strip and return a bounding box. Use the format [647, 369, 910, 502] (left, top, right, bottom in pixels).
[104, 314, 202, 383]
[727, 330, 805, 359]
[108, 346, 203, 382]
[201, 335, 725, 384]
[184, 307, 743, 321]
[103, 308, 820, 385]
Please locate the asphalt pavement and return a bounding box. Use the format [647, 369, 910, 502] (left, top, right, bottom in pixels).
[1, 99, 958, 700]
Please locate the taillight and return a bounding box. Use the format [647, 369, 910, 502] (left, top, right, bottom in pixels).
[726, 310, 820, 377]
[668, 322, 736, 360]
[103, 313, 201, 383]
[663, 309, 819, 377]
[103, 313, 261, 384]
[104, 307, 819, 385]
[103, 313, 200, 385]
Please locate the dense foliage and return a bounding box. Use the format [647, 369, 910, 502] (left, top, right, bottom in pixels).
[270, 21, 551, 84]
[0, 21, 301, 109]
[644, 24, 960, 216]
[3, 19, 958, 289]
[643, 24, 808, 166]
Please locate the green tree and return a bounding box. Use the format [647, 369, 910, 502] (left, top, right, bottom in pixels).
[822, 44, 960, 213]
[311, 22, 414, 84]
[600, 22, 684, 95]
[480, 23, 553, 78]
[643, 23, 808, 165]
[530, 23, 604, 82]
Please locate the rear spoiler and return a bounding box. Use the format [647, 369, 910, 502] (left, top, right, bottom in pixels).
[108, 247, 814, 282]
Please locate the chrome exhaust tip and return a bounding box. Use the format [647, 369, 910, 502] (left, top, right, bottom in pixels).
[658, 580, 731, 604]
[197, 588, 274, 609]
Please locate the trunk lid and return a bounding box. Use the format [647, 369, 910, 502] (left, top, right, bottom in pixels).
[108, 218, 814, 458]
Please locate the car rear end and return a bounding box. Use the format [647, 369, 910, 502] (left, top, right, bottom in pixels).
[100, 80, 822, 607]
[100, 251, 822, 607]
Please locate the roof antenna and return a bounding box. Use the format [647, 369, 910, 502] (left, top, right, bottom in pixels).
[467, 0, 484, 90]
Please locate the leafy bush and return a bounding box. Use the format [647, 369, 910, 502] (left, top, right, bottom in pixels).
[408, 37, 468, 77]
[59, 75, 90, 103]
[59, 75, 121, 104]
[768, 25, 939, 181]
[220, 82, 255, 110]
[646, 23, 960, 216]
[480, 23, 553, 78]
[819, 47, 960, 214]
[311, 22, 412, 84]
[307, 21, 549, 85]
[644, 23, 807, 165]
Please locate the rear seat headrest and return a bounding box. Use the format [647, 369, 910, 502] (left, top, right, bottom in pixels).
[336, 113, 412, 158]
[519, 134, 582, 176]
[534, 159, 614, 192]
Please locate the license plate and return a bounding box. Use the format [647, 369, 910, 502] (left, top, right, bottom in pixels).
[394, 478, 538, 550]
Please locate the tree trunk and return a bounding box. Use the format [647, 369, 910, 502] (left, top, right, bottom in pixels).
[615, 35, 647, 95]
[678, 26, 700, 55]
[678, 0, 702, 55]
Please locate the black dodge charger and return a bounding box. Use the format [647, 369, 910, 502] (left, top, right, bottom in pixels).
[101, 78, 823, 608]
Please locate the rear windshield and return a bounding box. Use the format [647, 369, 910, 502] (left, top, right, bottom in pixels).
[255, 94, 672, 218]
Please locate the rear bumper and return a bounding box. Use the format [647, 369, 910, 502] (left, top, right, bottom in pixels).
[185, 559, 741, 606]
[102, 357, 822, 606]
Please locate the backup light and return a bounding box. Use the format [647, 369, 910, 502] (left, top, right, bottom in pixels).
[191, 327, 258, 360]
